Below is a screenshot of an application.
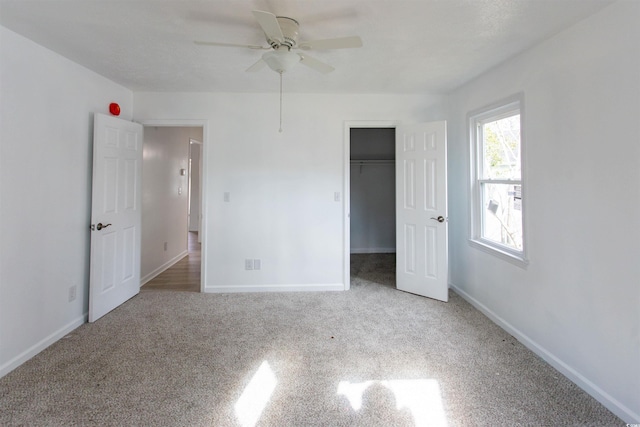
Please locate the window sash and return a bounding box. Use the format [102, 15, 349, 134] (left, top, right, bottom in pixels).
[475, 115, 521, 181]
[478, 181, 523, 251]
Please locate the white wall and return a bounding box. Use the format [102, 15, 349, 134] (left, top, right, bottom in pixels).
[0, 27, 133, 375]
[134, 93, 441, 292]
[141, 127, 201, 284]
[445, 2, 640, 422]
[349, 164, 395, 253]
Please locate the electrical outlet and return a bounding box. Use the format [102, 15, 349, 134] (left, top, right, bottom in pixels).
[334, 192, 341, 202]
[245, 259, 254, 270]
[164, 242, 168, 251]
[68, 285, 77, 302]
[253, 259, 261, 270]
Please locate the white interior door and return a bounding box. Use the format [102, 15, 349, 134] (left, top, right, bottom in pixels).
[396, 121, 448, 302]
[89, 113, 143, 322]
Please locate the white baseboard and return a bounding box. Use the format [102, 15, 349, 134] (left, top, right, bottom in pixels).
[204, 283, 345, 293]
[350, 248, 396, 254]
[450, 283, 639, 424]
[0, 314, 86, 378]
[140, 250, 189, 286]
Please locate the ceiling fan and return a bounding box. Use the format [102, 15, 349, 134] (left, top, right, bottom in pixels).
[195, 10, 362, 132]
[195, 10, 363, 74]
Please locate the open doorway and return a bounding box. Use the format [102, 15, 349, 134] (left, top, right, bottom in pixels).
[347, 126, 397, 291]
[139, 123, 207, 292]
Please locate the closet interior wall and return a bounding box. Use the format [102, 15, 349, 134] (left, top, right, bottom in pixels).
[349, 128, 396, 254]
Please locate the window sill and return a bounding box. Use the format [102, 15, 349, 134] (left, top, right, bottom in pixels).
[468, 239, 529, 269]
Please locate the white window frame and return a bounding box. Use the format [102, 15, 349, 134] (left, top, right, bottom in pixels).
[468, 94, 528, 267]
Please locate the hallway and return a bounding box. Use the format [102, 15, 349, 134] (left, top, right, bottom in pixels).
[142, 232, 200, 292]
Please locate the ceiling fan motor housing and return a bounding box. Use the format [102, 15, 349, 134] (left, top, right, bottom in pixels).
[272, 16, 299, 48]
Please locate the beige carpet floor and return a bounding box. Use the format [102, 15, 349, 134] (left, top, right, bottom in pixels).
[0, 254, 623, 426]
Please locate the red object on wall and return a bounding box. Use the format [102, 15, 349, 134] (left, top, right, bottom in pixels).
[109, 103, 121, 116]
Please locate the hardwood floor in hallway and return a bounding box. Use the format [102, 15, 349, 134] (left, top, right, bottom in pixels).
[142, 232, 200, 292]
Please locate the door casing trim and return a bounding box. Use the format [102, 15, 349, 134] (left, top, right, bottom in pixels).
[343, 120, 399, 290]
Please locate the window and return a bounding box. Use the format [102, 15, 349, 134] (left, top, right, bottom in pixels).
[469, 96, 527, 265]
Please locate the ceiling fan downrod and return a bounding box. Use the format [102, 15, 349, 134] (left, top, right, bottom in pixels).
[279, 71, 283, 133]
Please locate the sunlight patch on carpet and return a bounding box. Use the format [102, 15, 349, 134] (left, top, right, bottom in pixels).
[337, 379, 447, 427]
[234, 361, 277, 427]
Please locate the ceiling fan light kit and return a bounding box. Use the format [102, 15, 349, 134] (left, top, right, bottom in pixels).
[262, 49, 300, 73]
[195, 9, 362, 131]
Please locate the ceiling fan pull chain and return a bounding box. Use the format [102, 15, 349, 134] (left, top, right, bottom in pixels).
[279, 71, 283, 133]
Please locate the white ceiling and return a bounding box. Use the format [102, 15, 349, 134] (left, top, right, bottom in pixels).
[0, 0, 615, 94]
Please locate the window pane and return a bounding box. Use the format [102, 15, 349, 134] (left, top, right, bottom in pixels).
[481, 183, 522, 250]
[482, 114, 521, 180]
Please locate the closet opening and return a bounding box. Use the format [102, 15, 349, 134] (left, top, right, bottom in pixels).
[349, 127, 397, 290]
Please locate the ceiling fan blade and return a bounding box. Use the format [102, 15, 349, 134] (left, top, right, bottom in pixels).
[194, 41, 268, 50]
[252, 10, 284, 44]
[298, 54, 335, 74]
[246, 59, 267, 72]
[298, 36, 362, 50]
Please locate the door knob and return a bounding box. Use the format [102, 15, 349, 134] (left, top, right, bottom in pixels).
[96, 223, 112, 230]
[430, 216, 445, 223]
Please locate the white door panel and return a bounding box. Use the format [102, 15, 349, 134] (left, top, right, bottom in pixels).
[89, 113, 143, 322]
[396, 121, 448, 302]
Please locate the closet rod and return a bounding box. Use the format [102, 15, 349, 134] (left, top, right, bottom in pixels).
[350, 160, 395, 164]
[351, 159, 395, 174]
